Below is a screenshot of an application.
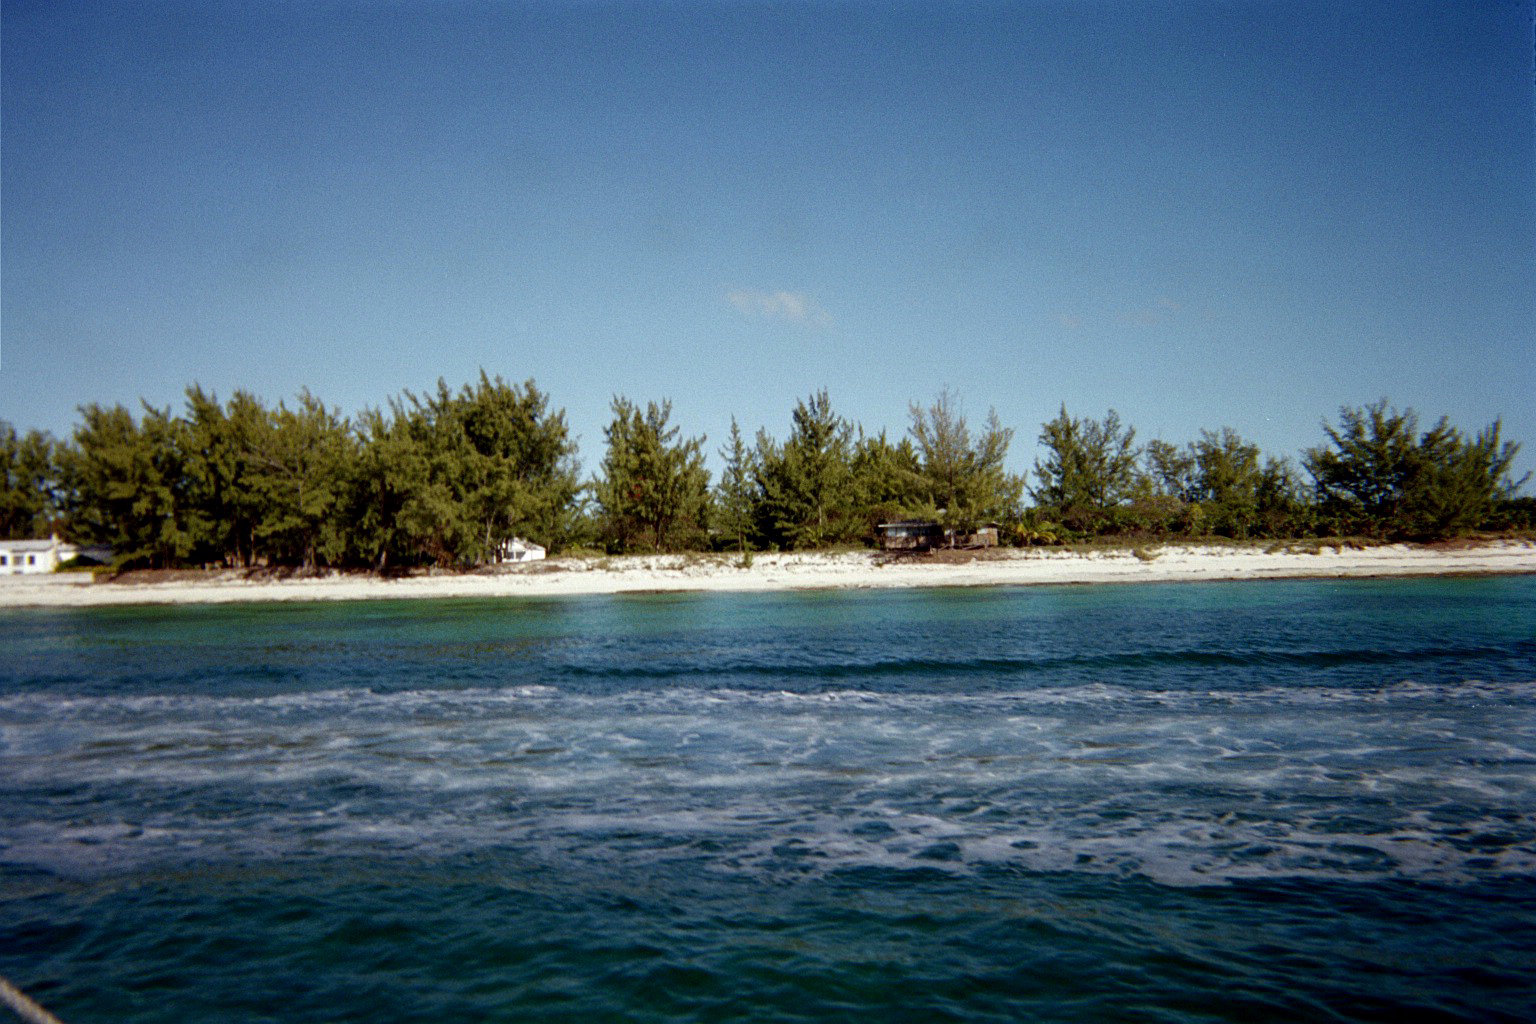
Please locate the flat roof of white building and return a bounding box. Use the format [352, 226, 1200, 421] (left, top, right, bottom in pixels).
[0, 539, 58, 552]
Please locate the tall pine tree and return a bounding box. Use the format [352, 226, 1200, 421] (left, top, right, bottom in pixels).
[713, 417, 759, 551]
[908, 389, 1022, 534]
[755, 390, 858, 549]
[594, 397, 710, 553]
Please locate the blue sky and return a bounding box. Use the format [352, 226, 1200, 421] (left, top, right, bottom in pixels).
[4, 0, 1533, 485]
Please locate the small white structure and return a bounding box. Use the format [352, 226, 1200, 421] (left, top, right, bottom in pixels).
[494, 536, 546, 564]
[0, 539, 58, 574]
[0, 535, 113, 575]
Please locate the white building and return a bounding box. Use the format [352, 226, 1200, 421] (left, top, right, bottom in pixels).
[0, 535, 113, 575]
[493, 536, 546, 563]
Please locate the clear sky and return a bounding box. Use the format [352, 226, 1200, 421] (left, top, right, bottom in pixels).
[4, 0, 1533, 485]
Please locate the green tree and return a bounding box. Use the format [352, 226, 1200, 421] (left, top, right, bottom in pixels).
[40, 372, 584, 570]
[1254, 455, 1310, 538]
[58, 405, 132, 552]
[1129, 438, 1197, 536]
[1144, 439, 1197, 502]
[349, 400, 437, 569]
[713, 417, 759, 551]
[181, 386, 271, 567]
[755, 390, 858, 549]
[907, 389, 1023, 535]
[848, 429, 926, 539]
[410, 374, 582, 564]
[1031, 406, 1140, 534]
[0, 422, 59, 539]
[1304, 400, 1524, 539]
[1139, 430, 1305, 539]
[593, 397, 710, 553]
[1304, 401, 1417, 535]
[1191, 427, 1262, 538]
[244, 390, 355, 568]
[1407, 418, 1525, 538]
[59, 403, 195, 567]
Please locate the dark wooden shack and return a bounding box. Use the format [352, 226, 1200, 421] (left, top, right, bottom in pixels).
[950, 525, 1000, 549]
[877, 521, 944, 551]
[877, 522, 1001, 551]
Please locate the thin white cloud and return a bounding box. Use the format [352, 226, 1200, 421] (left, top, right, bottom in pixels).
[726, 289, 832, 328]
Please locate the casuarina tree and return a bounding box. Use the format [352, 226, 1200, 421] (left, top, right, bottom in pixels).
[594, 397, 710, 553]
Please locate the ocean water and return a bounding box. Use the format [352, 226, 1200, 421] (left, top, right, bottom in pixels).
[2, 577, 1534, 1023]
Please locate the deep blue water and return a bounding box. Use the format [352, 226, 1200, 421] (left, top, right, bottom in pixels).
[2, 577, 1535, 1022]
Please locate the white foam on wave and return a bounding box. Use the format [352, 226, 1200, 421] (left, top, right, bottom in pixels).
[5, 673, 1535, 886]
[3, 677, 1534, 766]
[0, 684, 566, 722]
[6, 782, 1534, 888]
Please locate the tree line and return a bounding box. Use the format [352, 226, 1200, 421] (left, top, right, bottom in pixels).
[1, 375, 1528, 568]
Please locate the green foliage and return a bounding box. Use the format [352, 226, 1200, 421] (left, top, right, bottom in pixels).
[21, 382, 1529, 566]
[1485, 495, 1536, 533]
[242, 390, 355, 569]
[1253, 455, 1312, 538]
[181, 386, 269, 566]
[1119, 490, 1189, 538]
[848, 430, 926, 539]
[56, 404, 135, 552]
[409, 374, 582, 564]
[907, 389, 1024, 534]
[1303, 401, 1524, 539]
[712, 418, 758, 552]
[1137, 430, 1311, 540]
[0, 422, 59, 540]
[58, 403, 197, 568]
[348, 402, 433, 569]
[1014, 511, 1065, 546]
[1031, 406, 1140, 534]
[755, 390, 860, 549]
[1144, 439, 1197, 503]
[51, 372, 581, 570]
[1190, 428, 1262, 537]
[594, 397, 710, 553]
[61, 388, 355, 570]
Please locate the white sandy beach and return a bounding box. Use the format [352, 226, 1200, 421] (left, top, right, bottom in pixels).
[1, 541, 1532, 608]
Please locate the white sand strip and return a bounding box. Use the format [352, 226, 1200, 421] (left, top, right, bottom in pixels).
[1, 541, 1532, 608]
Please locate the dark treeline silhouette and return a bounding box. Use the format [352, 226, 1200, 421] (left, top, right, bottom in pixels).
[1, 378, 1529, 569]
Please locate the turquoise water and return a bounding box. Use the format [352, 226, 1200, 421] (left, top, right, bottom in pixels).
[2, 577, 1534, 1022]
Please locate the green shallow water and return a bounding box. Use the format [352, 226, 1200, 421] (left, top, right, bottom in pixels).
[3, 577, 1535, 1022]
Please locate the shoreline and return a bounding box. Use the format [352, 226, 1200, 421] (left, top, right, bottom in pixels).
[0, 541, 1533, 608]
